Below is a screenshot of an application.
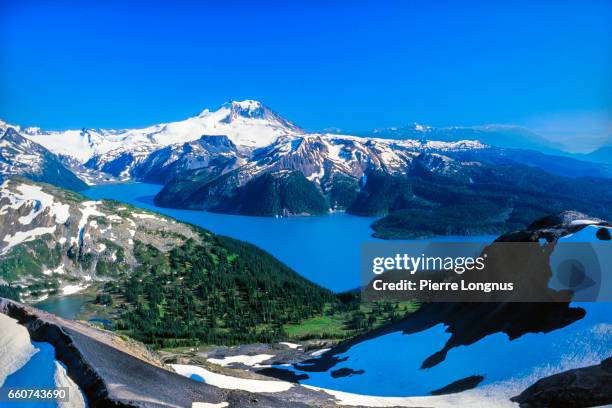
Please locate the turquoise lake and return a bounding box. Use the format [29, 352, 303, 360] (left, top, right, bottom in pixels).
[83, 182, 496, 292]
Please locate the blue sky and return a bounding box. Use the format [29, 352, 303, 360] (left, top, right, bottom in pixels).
[0, 1, 610, 147]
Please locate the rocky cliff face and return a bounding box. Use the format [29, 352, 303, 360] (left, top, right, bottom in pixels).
[131, 135, 245, 184]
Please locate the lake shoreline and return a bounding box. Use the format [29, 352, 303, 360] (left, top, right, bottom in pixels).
[83, 182, 497, 292]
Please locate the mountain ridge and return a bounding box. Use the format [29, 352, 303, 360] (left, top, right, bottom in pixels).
[0, 128, 87, 191]
[0, 100, 301, 165]
[353, 123, 567, 154]
[2, 100, 609, 181]
[2, 101, 612, 232]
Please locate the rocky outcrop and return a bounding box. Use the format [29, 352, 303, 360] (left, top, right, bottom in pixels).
[511, 357, 612, 408]
[0, 178, 201, 300]
[0, 298, 324, 407]
[131, 135, 243, 184]
[496, 210, 610, 243]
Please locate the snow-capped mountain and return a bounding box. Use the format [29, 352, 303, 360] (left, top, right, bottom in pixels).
[0, 100, 302, 168]
[152, 134, 489, 215]
[2, 99, 611, 222]
[152, 122, 612, 224]
[0, 99, 495, 184]
[0, 128, 87, 191]
[247, 134, 484, 182]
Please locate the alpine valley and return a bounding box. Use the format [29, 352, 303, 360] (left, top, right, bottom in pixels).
[1, 100, 612, 239]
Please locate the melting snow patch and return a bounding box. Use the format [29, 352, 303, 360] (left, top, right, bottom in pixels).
[62, 284, 87, 295]
[2, 226, 56, 254]
[170, 364, 292, 393]
[570, 219, 599, 226]
[301, 384, 515, 408]
[0, 314, 37, 387]
[208, 354, 275, 367]
[310, 348, 330, 357]
[279, 342, 301, 349]
[77, 202, 104, 236]
[54, 361, 86, 408]
[0, 183, 70, 225]
[132, 212, 157, 219]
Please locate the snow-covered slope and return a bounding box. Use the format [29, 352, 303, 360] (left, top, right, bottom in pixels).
[250, 134, 484, 182]
[0, 128, 88, 191]
[0, 178, 201, 300]
[0, 100, 302, 165]
[131, 135, 246, 184]
[0, 100, 492, 183]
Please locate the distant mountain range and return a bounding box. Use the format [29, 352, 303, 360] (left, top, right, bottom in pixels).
[1, 100, 611, 236]
[580, 145, 612, 164]
[355, 124, 612, 168]
[353, 123, 568, 154]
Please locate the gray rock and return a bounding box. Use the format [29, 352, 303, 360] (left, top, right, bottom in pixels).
[511, 357, 612, 408]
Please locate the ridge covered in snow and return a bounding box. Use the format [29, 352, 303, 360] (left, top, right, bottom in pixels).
[0, 100, 303, 163]
[0, 100, 485, 174]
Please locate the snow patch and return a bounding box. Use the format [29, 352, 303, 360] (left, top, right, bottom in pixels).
[570, 219, 599, 226]
[301, 384, 515, 407]
[170, 364, 293, 393]
[132, 212, 157, 219]
[2, 226, 56, 254]
[54, 361, 86, 408]
[0, 313, 37, 387]
[0, 182, 70, 225]
[310, 348, 330, 357]
[207, 354, 275, 367]
[62, 284, 87, 295]
[279, 342, 301, 349]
